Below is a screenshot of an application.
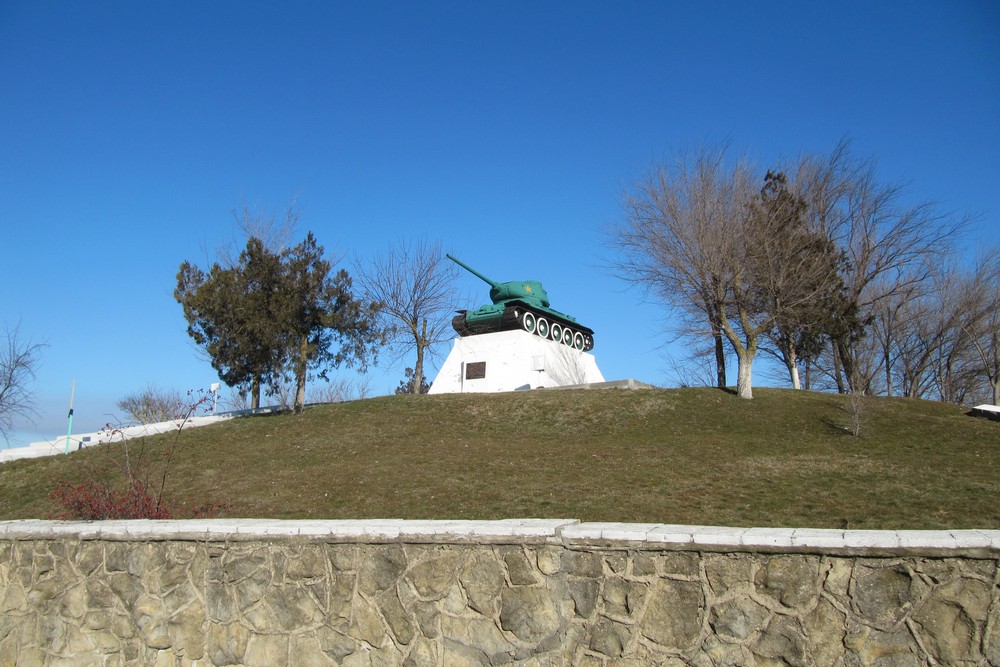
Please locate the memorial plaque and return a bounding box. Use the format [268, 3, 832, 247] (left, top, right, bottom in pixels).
[465, 361, 486, 380]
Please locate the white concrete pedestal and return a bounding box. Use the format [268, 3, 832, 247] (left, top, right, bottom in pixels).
[428, 330, 605, 394]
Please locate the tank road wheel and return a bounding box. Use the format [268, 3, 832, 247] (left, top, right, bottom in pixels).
[522, 312, 537, 334]
[536, 317, 550, 339]
[550, 323, 563, 342]
[563, 328, 574, 346]
[573, 331, 585, 350]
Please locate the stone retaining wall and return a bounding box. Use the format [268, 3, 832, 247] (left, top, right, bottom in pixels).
[1, 520, 998, 666]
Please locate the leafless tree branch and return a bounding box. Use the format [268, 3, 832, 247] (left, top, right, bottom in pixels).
[0, 324, 46, 440]
[354, 239, 459, 394]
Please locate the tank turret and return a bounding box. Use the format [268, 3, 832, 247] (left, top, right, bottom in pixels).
[447, 254, 595, 351]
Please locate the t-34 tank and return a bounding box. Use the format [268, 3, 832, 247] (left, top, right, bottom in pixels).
[447, 254, 595, 351]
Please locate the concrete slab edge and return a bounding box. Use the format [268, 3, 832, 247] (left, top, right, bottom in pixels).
[1, 520, 997, 556]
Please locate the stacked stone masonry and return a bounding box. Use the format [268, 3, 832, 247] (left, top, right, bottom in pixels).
[0, 520, 998, 666]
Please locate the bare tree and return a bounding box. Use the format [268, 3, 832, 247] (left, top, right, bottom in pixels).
[309, 375, 374, 403]
[613, 148, 847, 399]
[613, 141, 969, 401]
[789, 140, 967, 392]
[859, 248, 998, 406]
[845, 383, 870, 438]
[611, 146, 747, 393]
[117, 385, 184, 424]
[960, 247, 1000, 405]
[868, 275, 921, 397]
[666, 345, 718, 388]
[0, 324, 45, 440]
[894, 282, 952, 399]
[354, 240, 459, 394]
[922, 262, 981, 404]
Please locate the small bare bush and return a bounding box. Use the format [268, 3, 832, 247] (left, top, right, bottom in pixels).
[51, 390, 217, 519]
[311, 375, 373, 403]
[845, 388, 869, 438]
[117, 385, 183, 424]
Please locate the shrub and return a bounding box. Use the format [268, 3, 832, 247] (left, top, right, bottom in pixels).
[50, 479, 171, 520]
[394, 368, 430, 395]
[116, 384, 184, 424]
[50, 389, 213, 519]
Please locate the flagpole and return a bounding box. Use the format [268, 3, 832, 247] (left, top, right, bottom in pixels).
[64, 379, 76, 455]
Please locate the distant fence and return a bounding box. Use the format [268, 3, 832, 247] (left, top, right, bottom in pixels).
[1, 519, 997, 665]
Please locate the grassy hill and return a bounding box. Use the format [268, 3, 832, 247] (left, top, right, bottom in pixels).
[1, 388, 998, 529]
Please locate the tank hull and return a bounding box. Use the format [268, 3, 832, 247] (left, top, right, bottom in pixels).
[452, 300, 595, 352]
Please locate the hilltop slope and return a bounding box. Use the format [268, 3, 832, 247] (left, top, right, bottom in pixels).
[1, 388, 997, 528]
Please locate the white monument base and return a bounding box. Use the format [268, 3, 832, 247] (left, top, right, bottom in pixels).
[971, 404, 1000, 421]
[429, 330, 605, 394]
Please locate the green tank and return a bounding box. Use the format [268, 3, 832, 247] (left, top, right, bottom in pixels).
[447, 254, 595, 351]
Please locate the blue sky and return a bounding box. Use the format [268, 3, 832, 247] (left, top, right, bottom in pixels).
[2, 1, 998, 446]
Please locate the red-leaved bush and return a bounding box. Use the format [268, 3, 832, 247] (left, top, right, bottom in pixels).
[49, 389, 214, 520]
[50, 479, 172, 520]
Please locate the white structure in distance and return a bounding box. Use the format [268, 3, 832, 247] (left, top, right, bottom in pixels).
[429, 330, 605, 394]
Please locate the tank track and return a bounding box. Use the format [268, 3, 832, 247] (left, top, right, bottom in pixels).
[452, 305, 595, 352]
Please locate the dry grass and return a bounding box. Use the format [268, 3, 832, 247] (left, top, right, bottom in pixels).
[1, 388, 998, 528]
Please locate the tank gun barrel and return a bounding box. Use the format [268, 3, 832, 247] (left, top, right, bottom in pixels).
[446, 254, 499, 288]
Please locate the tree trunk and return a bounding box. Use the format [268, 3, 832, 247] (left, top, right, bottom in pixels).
[412, 346, 425, 394]
[789, 360, 801, 391]
[836, 338, 857, 393]
[713, 328, 727, 389]
[736, 348, 754, 399]
[832, 340, 846, 394]
[293, 335, 308, 413]
[941, 357, 955, 404]
[413, 320, 427, 394]
[251, 378, 261, 410]
[991, 330, 999, 406]
[884, 346, 893, 397]
[781, 337, 801, 390]
[705, 290, 727, 389]
[718, 302, 756, 399]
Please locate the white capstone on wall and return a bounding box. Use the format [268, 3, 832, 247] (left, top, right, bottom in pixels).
[428, 330, 604, 394]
